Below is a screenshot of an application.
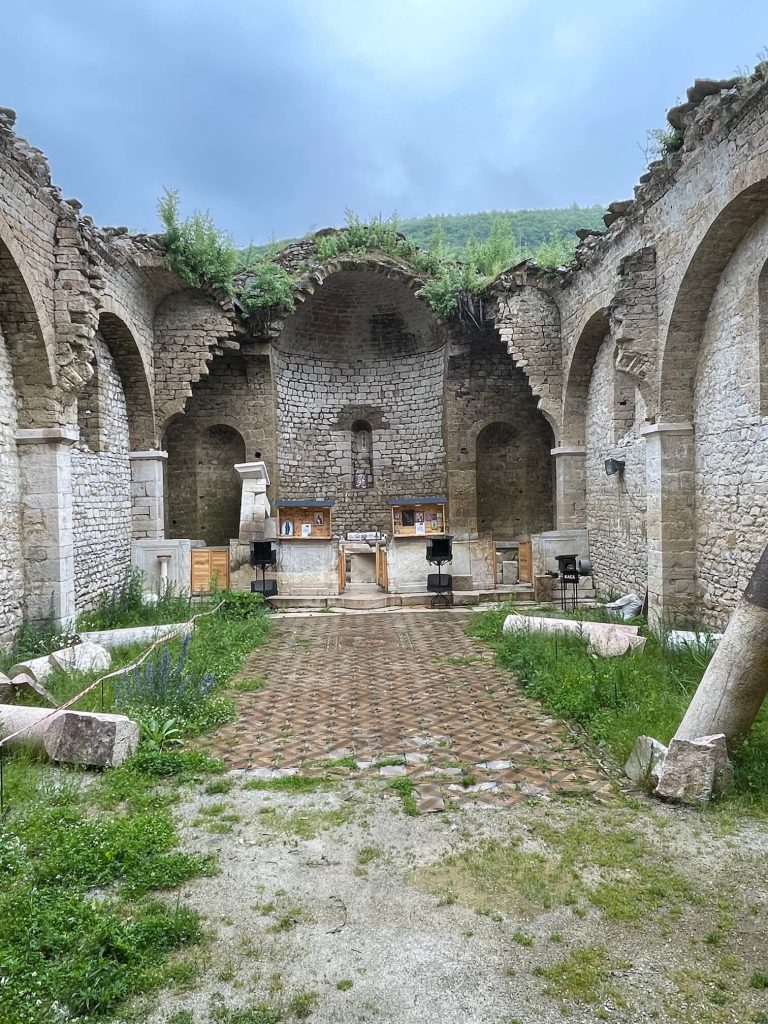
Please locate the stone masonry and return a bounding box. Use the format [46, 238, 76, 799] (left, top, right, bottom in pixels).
[2, 67, 768, 636]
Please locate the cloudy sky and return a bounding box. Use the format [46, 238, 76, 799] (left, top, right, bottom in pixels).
[2, 1, 768, 244]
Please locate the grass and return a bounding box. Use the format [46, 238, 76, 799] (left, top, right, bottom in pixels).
[244, 775, 337, 793]
[0, 577, 272, 1023]
[413, 808, 694, 923]
[468, 606, 768, 814]
[257, 805, 353, 840]
[534, 945, 629, 1006]
[389, 777, 418, 816]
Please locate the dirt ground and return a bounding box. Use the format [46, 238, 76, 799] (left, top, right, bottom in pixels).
[134, 777, 768, 1024]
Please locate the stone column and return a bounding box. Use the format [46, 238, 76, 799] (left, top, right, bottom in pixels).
[129, 450, 168, 540]
[234, 461, 271, 540]
[641, 422, 696, 627]
[16, 426, 78, 626]
[551, 447, 586, 529]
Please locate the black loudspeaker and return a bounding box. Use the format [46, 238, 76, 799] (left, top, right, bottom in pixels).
[426, 536, 453, 564]
[250, 541, 276, 569]
[555, 553, 578, 574]
[251, 580, 278, 598]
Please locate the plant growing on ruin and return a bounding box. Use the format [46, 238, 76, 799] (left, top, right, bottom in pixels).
[157, 188, 239, 294]
[239, 257, 296, 316]
[646, 126, 685, 161]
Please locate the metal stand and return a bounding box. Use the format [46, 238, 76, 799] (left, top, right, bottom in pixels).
[427, 562, 453, 608]
[251, 564, 278, 611]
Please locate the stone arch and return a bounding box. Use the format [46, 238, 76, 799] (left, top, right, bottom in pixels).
[470, 415, 554, 538]
[164, 418, 246, 546]
[96, 311, 156, 449]
[0, 219, 57, 425]
[562, 307, 611, 445]
[660, 177, 768, 421]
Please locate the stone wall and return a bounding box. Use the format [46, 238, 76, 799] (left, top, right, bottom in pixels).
[584, 338, 647, 598]
[71, 334, 132, 609]
[273, 270, 447, 535]
[693, 213, 768, 625]
[0, 326, 23, 640]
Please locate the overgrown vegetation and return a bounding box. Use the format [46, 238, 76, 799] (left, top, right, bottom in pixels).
[157, 193, 594, 323]
[468, 606, 768, 813]
[0, 573, 272, 1022]
[77, 567, 192, 630]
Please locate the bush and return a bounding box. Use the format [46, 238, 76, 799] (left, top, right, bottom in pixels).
[77, 568, 192, 630]
[158, 188, 238, 294]
[239, 258, 296, 316]
[217, 589, 266, 620]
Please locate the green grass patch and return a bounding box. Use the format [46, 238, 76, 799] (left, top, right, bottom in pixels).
[468, 607, 768, 814]
[244, 775, 337, 793]
[389, 777, 418, 816]
[257, 805, 353, 840]
[232, 676, 269, 693]
[534, 945, 629, 1005]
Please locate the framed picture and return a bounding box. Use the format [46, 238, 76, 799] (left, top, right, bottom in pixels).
[402, 509, 415, 527]
[314, 513, 324, 527]
[415, 511, 424, 524]
[301, 523, 312, 537]
[281, 520, 294, 536]
[415, 523, 426, 536]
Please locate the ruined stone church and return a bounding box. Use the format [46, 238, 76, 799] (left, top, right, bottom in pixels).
[1, 68, 767, 641]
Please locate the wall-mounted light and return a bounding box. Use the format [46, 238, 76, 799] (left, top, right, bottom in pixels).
[604, 457, 625, 476]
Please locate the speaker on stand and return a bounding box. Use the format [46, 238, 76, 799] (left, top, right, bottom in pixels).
[250, 541, 278, 611]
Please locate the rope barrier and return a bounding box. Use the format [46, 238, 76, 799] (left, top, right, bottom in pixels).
[0, 600, 225, 750]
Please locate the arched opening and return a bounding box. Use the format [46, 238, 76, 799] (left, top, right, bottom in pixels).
[759, 258, 768, 417]
[562, 308, 610, 446]
[97, 312, 155, 450]
[165, 418, 246, 546]
[351, 420, 373, 490]
[475, 418, 554, 537]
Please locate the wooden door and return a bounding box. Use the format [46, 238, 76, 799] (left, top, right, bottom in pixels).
[518, 540, 533, 584]
[375, 542, 388, 591]
[191, 547, 230, 594]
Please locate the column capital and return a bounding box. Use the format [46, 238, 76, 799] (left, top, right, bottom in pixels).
[550, 446, 586, 457]
[16, 426, 79, 446]
[129, 449, 168, 461]
[640, 421, 694, 438]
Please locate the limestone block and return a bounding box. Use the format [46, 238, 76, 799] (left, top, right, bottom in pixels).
[502, 560, 518, 585]
[49, 641, 111, 674]
[10, 671, 59, 707]
[0, 705, 139, 767]
[625, 735, 667, 787]
[654, 734, 732, 804]
[8, 655, 54, 684]
[0, 672, 14, 703]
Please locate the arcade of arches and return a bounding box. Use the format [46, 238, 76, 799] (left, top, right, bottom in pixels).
[1, 68, 768, 639]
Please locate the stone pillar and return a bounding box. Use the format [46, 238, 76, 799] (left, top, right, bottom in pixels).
[129, 451, 167, 540]
[16, 426, 78, 626]
[551, 447, 586, 529]
[641, 422, 696, 627]
[234, 461, 271, 540]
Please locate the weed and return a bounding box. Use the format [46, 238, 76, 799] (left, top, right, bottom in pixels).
[389, 777, 418, 816]
[167, 1011, 195, 1024]
[535, 946, 628, 1005]
[336, 979, 353, 991]
[512, 931, 534, 947]
[258, 805, 353, 840]
[232, 677, 268, 693]
[357, 845, 383, 865]
[750, 971, 768, 989]
[244, 775, 336, 793]
[322, 756, 358, 768]
[205, 778, 235, 795]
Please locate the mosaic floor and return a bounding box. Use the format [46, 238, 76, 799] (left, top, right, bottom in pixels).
[205, 610, 614, 809]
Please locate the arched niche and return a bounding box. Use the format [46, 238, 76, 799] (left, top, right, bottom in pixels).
[351, 419, 374, 490]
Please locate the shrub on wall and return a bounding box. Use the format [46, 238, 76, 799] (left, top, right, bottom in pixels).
[157, 189, 239, 295]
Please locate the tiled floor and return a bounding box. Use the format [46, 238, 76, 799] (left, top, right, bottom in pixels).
[205, 610, 614, 808]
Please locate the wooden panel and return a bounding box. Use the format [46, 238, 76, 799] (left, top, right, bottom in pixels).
[376, 543, 388, 591]
[391, 503, 447, 538]
[191, 548, 230, 593]
[518, 540, 533, 584]
[278, 505, 332, 539]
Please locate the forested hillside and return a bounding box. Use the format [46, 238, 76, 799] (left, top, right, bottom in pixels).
[398, 204, 606, 250]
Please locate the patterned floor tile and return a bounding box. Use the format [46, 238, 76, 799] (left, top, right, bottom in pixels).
[208, 611, 614, 806]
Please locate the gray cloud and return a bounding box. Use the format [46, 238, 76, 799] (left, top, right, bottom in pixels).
[2, 1, 768, 243]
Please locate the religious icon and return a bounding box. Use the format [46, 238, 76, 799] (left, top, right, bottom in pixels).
[314, 513, 324, 527]
[401, 509, 415, 527]
[281, 520, 294, 536]
[415, 511, 424, 524]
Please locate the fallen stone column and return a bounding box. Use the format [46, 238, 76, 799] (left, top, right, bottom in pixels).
[0, 705, 139, 767]
[503, 614, 646, 656]
[673, 542, 768, 746]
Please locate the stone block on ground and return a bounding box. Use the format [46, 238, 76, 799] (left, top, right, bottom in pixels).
[50, 641, 111, 674]
[414, 783, 445, 812]
[9, 671, 59, 707]
[0, 671, 13, 703]
[8, 655, 54, 684]
[0, 704, 138, 767]
[654, 734, 732, 804]
[625, 735, 667, 787]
